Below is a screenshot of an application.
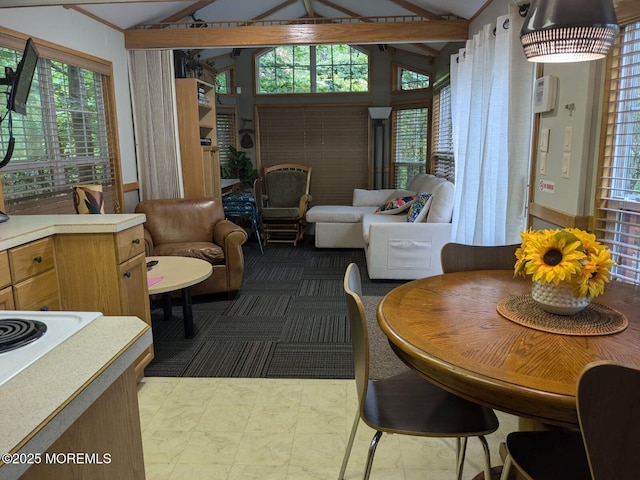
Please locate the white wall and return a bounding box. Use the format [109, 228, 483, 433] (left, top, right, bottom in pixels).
[0, 6, 138, 211]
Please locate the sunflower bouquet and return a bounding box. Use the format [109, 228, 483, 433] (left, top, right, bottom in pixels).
[514, 228, 615, 298]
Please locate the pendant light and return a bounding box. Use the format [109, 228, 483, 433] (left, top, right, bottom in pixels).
[520, 0, 619, 63]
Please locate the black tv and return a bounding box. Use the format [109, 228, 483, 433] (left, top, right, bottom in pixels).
[8, 38, 39, 115]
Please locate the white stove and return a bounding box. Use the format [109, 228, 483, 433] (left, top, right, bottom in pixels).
[0, 310, 102, 386]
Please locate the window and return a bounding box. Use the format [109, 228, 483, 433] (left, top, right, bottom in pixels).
[215, 67, 234, 95]
[216, 108, 237, 169]
[0, 36, 119, 214]
[391, 104, 428, 189]
[595, 20, 640, 284]
[430, 84, 454, 182]
[393, 63, 430, 92]
[256, 45, 369, 94]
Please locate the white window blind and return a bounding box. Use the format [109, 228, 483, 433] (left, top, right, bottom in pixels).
[257, 105, 369, 205]
[0, 38, 118, 214]
[391, 105, 428, 189]
[216, 109, 236, 169]
[595, 20, 640, 284]
[430, 84, 454, 183]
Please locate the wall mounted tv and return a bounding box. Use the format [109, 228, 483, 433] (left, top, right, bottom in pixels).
[3, 38, 40, 115]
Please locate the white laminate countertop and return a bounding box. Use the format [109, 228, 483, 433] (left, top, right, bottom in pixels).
[0, 316, 151, 480]
[0, 214, 146, 251]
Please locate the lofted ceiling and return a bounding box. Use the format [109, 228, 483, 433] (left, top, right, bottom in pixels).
[2, 0, 493, 59]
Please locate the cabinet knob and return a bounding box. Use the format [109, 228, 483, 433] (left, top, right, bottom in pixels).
[132, 238, 141, 245]
[40, 306, 49, 311]
[34, 256, 43, 263]
[124, 271, 131, 278]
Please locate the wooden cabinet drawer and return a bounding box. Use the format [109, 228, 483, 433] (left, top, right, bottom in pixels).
[0, 251, 11, 289]
[13, 269, 60, 311]
[0, 285, 15, 309]
[115, 225, 145, 264]
[9, 237, 55, 283]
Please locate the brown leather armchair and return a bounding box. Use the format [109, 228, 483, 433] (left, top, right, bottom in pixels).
[135, 198, 248, 297]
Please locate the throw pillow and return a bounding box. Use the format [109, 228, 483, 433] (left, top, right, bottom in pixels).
[383, 189, 416, 203]
[406, 193, 433, 223]
[375, 195, 417, 214]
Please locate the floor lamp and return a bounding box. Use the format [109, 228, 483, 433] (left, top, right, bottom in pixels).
[368, 107, 392, 190]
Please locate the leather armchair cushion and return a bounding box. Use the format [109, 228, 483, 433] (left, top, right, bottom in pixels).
[153, 241, 225, 264]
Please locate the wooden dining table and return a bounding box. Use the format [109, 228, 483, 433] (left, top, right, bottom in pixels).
[377, 270, 640, 428]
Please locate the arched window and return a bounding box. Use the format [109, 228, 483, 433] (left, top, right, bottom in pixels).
[256, 45, 369, 94]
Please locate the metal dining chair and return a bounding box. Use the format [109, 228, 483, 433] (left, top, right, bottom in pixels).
[340, 263, 499, 480]
[500, 361, 640, 480]
[440, 242, 519, 273]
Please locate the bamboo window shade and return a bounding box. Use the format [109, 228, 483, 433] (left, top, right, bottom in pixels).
[595, 20, 640, 284]
[257, 105, 369, 206]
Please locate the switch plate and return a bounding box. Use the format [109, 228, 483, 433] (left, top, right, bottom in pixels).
[539, 129, 549, 153]
[540, 152, 547, 175]
[562, 153, 571, 178]
[564, 127, 573, 152]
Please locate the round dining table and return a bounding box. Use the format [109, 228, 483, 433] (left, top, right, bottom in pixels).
[377, 270, 640, 428]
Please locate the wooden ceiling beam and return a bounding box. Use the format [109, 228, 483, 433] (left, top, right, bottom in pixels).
[124, 19, 469, 49]
[314, 0, 360, 18]
[387, 0, 445, 21]
[1, 0, 193, 5]
[301, 0, 315, 18]
[252, 0, 298, 22]
[157, 0, 216, 24]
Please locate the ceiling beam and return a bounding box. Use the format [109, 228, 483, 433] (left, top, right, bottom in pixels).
[301, 0, 315, 18]
[157, 1, 216, 24]
[252, 0, 298, 22]
[387, 0, 445, 21]
[124, 19, 469, 50]
[0, 0, 193, 6]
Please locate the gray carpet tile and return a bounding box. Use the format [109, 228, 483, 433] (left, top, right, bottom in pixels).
[145, 341, 206, 377]
[223, 294, 292, 316]
[203, 316, 286, 342]
[280, 314, 350, 343]
[144, 237, 407, 379]
[296, 278, 345, 296]
[287, 296, 346, 316]
[183, 341, 277, 377]
[265, 343, 353, 379]
[238, 279, 300, 295]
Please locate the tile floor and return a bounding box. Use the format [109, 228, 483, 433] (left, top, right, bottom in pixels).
[138, 377, 518, 480]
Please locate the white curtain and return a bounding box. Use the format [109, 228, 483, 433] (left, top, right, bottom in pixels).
[128, 50, 183, 200]
[450, 5, 534, 245]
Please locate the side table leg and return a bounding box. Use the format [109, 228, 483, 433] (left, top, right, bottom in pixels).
[162, 293, 172, 321]
[181, 287, 195, 338]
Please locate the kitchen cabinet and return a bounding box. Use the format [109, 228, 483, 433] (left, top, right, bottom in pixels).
[0, 251, 14, 309]
[175, 78, 222, 203]
[8, 238, 60, 311]
[54, 225, 152, 377]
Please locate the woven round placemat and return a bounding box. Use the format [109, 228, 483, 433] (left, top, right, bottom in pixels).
[497, 294, 628, 336]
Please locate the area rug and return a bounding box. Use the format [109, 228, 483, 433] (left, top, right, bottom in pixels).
[143, 238, 407, 379]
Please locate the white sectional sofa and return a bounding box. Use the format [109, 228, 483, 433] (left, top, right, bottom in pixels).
[306, 174, 455, 280]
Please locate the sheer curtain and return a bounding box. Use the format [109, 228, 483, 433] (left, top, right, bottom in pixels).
[450, 5, 534, 245]
[128, 50, 183, 200]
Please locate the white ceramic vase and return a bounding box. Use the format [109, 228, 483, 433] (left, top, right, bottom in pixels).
[531, 280, 591, 315]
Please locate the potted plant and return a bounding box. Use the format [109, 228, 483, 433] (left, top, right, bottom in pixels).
[221, 146, 258, 190]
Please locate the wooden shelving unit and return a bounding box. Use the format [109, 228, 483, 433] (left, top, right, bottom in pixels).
[175, 78, 222, 203]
